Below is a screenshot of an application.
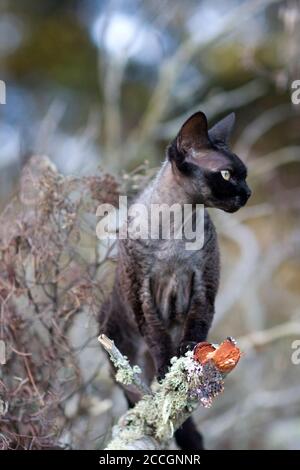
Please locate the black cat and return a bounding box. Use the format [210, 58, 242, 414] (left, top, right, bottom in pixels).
[100, 111, 251, 449]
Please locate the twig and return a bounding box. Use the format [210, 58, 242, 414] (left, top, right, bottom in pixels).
[98, 334, 152, 397]
[23, 356, 44, 407]
[126, 0, 282, 160]
[235, 104, 293, 160]
[238, 321, 300, 351]
[156, 80, 267, 140]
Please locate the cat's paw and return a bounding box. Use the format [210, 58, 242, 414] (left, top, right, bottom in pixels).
[178, 341, 197, 357]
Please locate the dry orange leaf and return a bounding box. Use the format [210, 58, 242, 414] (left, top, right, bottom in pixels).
[193, 337, 241, 373]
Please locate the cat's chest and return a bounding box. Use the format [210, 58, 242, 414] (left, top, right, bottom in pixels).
[152, 238, 206, 271]
[149, 247, 200, 323]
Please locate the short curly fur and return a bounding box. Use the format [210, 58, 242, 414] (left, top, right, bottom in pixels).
[100, 111, 251, 449]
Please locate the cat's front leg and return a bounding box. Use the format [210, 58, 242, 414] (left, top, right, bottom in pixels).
[178, 296, 214, 357]
[141, 308, 174, 380]
[176, 296, 214, 451]
[178, 341, 198, 356]
[140, 280, 174, 380]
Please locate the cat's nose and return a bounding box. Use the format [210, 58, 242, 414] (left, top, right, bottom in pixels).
[239, 186, 251, 206]
[245, 187, 252, 199]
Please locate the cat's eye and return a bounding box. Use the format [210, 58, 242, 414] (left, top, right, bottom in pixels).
[221, 170, 231, 181]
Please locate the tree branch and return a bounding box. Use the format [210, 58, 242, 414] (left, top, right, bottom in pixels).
[98, 335, 241, 450]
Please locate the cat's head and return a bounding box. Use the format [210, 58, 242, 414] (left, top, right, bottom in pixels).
[167, 111, 251, 212]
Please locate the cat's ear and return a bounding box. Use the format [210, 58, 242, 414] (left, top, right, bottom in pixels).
[176, 111, 210, 153]
[208, 112, 235, 145]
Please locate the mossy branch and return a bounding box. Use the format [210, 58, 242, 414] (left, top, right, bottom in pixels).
[98, 334, 151, 397]
[98, 335, 241, 450]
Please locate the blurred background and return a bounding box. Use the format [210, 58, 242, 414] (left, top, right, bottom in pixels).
[0, 0, 300, 450]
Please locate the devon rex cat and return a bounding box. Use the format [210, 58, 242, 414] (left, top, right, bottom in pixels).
[100, 111, 251, 449]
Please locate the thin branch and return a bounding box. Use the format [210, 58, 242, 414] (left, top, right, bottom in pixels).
[238, 321, 300, 351]
[127, 0, 282, 159]
[98, 334, 151, 397]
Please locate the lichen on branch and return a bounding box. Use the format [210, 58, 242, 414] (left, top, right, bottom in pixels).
[98, 335, 241, 450]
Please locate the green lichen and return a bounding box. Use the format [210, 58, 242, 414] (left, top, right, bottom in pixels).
[103, 337, 236, 449]
[115, 364, 142, 385]
[105, 351, 202, 448]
